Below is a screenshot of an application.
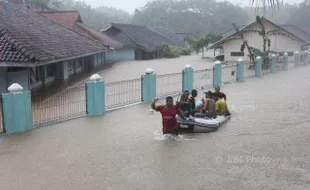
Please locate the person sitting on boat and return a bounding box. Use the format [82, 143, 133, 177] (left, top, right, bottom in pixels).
[189, 89, 199, 114]
[151, 96, 185, 135]
[203, 91, 217, 118]
[184, 90, 190, 101]
[177, 94, 191, 117]
[214, 86, 227, 101]
[213, 93, 231, 116]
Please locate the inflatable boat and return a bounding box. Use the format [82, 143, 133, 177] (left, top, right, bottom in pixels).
[176, 114, 231, 131]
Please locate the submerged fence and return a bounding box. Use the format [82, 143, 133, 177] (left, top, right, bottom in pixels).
[1, 51, 309, 134]
[32, 86, 86, 126]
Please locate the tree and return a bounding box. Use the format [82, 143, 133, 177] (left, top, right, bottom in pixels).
[286, 0, 310, 29]
[131, 0, 248, 36]
[250, 0, 283, 16]
[186, 34, 222, 58]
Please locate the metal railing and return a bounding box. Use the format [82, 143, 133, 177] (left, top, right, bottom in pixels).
[243, 63, 256, 79]
[0, 101, 3, 133]
[222, 65, 237, 84]
[105, 78, 142, 110]
[156, 72, 183, 97]
[193, 68, 213, 90]
[32, 86, 86, 126]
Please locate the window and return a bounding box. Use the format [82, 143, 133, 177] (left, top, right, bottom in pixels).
[68, 60, 74, 72]
[230, 52, 244, 57]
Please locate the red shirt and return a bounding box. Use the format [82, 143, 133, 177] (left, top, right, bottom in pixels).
[155, 105, 178, 133]
[218, 92, 227, 100]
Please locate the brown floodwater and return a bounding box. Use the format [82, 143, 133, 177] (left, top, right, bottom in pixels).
[0, 54, 309, 190]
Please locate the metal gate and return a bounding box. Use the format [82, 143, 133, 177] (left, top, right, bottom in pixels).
[0, 95, 4, 133]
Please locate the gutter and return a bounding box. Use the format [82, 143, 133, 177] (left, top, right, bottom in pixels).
[0, 50, 107, 67]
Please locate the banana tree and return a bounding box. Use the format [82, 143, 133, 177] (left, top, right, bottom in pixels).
[250, 0, 283, 16]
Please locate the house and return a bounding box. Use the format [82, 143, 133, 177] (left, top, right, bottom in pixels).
[102, 23, 185, 60]
[208, 18, 310, 62]
[0, 2, 107, 93]
[40, 11, 126, 63]
[175, 33, 199, 48]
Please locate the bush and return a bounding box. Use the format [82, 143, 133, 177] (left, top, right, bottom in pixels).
[158, 44, 192, 58]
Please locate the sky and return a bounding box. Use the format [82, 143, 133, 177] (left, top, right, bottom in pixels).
[84, 0, 305, 14]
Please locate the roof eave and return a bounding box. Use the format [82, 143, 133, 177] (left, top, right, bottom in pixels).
[0, 49, 107, 67]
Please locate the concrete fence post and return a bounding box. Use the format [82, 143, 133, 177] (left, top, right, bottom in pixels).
[1, 83, 33, 134]
[304, 50, 309, 65]
[255, 56, 262, 77]
[183, 64, 194, 92]
[213, 60, 222, 87]
[236, 58, 244, 82]
[271, 54, 277, 73]
[284, 52, 288, 71]
[142, 68, 156, 103]
[86, 74, 105, 115]
[294, 51, 300, 68]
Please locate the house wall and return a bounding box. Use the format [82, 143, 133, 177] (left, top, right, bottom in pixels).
[0, 68, 7, 93]
[107, 48, 135, 61]
[222, 20, 306, 62]
[7, 69, 29, 90]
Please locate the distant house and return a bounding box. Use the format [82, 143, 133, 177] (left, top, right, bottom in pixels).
[176, 33, 199, 48]
[103, 23, 185, 60]
[40, 11, 125, 63]
[0, 2, 106, 93]
[209, 18, 310, 62]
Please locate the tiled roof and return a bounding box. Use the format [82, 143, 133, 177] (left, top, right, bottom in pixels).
[104, 23, 180, 52]
[41, 11, 123, 49]
[0, 3, 106, 65]
[280, 25, 310, 42]
[147, 26, 185, 47]
[175, 33, 199, 40]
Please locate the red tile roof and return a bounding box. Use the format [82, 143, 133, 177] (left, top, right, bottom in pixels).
[41, 11, 123, 49]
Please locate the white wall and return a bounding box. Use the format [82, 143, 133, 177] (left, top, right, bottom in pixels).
[222, 20, 306, 62]
[107, 48, 135, 61]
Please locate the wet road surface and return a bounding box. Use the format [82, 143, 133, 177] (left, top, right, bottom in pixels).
[1, 63, 310, 189]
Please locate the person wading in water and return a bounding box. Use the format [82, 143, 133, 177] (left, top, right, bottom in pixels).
[151, 96, 185, 136]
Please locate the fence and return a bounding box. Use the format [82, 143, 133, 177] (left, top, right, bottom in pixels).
[32, 86, 86, 126]
[0, 101, 3, 133]
[193, 68, 213, 90]
[156, 72, 183, 97]
[222, 65, 237, 84]
[105, 78, 142, 110]
[1, 51, 308, 134]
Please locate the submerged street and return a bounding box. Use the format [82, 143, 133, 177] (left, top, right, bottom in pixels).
[0, 60, 310, 189]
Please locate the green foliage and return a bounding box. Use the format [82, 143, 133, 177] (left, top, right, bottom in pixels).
[186, 34, 222, 54]
[57, 0, 131, 30]
[158, 44, 192, 58]
[131, 0, 248, 36]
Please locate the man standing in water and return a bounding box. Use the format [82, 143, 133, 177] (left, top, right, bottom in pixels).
[151, 96, 185, 135]
[214, 86, 227, 101]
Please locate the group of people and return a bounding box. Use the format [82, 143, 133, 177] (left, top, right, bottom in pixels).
[151, 86, 231, 135]
[177, 86, 230, 118]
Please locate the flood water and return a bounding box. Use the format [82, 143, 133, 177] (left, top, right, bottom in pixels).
[1, 54, 310, 189]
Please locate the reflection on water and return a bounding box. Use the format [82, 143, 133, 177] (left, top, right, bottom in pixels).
[1, 58, 310, 189]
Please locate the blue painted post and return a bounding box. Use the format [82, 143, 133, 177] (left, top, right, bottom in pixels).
[183, 64, 194, 91]
[271, 54, 277, 73]
[142, 68, 156, 103]
[86, 74, 105, 115]
[284, 52, 288, 71]
[213, 60, 222, 87]
[255, 56, 262, 77]
[1, 83, 33, 135]
[294, 51, 300, 68]
[304, 50, 309, 65]
[236, 58, 244, 82]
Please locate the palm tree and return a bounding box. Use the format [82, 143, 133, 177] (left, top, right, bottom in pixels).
[250, 0, 283, 16]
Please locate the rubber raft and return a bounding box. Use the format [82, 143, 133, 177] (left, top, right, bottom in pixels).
[176, 115, 231, 131]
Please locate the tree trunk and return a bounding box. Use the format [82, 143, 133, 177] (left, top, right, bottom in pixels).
[202, 46, 204, 58]
[244, 42, 254, 64]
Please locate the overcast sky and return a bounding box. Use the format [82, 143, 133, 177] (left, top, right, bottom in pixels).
[84, 0, 304, 14]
